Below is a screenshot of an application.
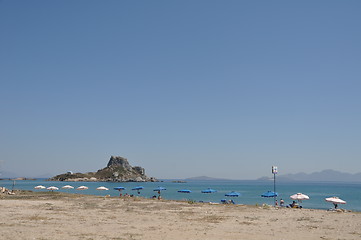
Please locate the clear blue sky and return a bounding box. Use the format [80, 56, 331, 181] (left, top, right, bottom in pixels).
[1, 0, 360, 179]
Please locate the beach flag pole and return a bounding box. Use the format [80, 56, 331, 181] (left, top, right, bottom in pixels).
[272, 166, 278, 206]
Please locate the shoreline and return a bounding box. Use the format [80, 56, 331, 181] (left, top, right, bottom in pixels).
[2, 183, 359, 212]
[1, 190, 361, 239]
[1, 179, 360, 212]
[1, 189, 354, 212]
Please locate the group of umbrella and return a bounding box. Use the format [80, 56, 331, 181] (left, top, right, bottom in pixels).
[34, 185, 143, 192]
[261, 191, 346, 209]
[34, 185, 235, 196]
[34, 185, 345, 208]
[34, 185, 240, 200]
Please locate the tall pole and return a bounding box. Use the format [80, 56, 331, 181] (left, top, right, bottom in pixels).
[272, 166, 277, 206]
[12, 179, 16, 192]
[274, 172, 276, 205]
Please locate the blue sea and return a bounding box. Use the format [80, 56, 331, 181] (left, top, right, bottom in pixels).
[2, 179, 361, 212]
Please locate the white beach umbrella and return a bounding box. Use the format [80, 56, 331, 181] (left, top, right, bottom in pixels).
[290, 193, 310, 201]
[34, 185, 46, 189]
[290, 193, 310, 207]
[47, 186, 59, 191]
[96, 186, 109, 191]
[77, 186, 89, 190]
[325, 197, 346, 205]
[62, 185, 74, 190]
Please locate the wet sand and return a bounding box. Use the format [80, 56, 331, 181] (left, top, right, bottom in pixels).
[1, 191, 360, 240]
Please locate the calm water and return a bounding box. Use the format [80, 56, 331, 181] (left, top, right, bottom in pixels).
[2, 179, 361, 211]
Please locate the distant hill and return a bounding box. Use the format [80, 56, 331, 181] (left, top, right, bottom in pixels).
[258, 169, 361, 182]
[185, 176, 231, 181]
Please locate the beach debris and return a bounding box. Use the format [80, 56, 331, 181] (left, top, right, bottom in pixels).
[0, 187, 14, 194]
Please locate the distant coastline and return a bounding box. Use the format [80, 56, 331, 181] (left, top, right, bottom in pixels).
[257, 169, 361, 182]
[0, 177, 36, 181]
[185, 176, 232, 181]
[3, 169, 361, 183]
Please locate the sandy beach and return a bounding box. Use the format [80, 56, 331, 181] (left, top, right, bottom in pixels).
[1, 191, 361, 240]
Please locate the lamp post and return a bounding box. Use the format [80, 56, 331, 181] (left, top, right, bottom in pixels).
[272, 166, 277, 205]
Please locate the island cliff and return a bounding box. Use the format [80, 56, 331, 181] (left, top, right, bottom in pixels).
[49, 156, 157, 182]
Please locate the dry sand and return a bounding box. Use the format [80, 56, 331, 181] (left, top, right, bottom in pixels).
[1, 191, 361, 240]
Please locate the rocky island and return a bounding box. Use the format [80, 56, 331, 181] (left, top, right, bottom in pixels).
[49, 156, 157, 182]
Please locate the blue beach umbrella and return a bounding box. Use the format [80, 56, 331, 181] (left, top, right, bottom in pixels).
[132, 186, 144, 195]
[153, 187, 166, 192]
[225, 191, 241, 197]
[114, 187, 126, 196]
[178, 189, 192, 193]
[201, 188, 217, 193]
[224, 191, 240, 204]
[261, 191, 278, 205]
[261, 191, 278, 198]
[153, 186, 166, 197]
